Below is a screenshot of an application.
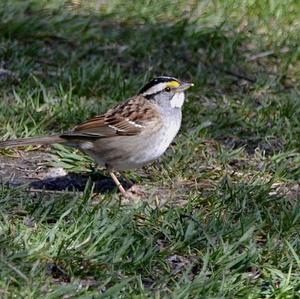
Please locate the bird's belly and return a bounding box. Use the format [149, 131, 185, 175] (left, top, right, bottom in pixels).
[133, 127, 177, 164]
[84, 114, 181, 171]
[115, 115, 181, 170]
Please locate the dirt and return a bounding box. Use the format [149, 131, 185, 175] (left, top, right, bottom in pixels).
[0, 150, 121, 193]
[0, 150, 190, 206]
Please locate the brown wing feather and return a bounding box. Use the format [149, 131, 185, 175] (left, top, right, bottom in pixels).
[62, 95, 161, 139]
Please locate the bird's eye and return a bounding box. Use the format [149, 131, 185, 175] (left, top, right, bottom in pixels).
[165, 87, 171, 92]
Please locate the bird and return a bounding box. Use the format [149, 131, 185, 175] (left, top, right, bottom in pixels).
[0, 76, 193, 197]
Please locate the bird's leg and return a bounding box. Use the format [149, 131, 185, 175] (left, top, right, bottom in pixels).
[107, 167, 143, 199]
[108, 170, 128, 197]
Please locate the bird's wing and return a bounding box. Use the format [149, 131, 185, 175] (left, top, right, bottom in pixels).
[61, 96, 162, 139]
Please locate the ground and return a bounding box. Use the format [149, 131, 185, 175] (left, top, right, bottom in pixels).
[0, 0, 300, 298]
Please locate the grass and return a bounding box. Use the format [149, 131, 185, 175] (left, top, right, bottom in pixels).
[0, 0, 300, 297]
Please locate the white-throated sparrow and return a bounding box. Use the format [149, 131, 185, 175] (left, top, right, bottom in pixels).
[0, 76, 193, 197]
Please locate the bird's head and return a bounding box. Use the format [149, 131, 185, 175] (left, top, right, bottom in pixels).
[139, 76, 193, 109]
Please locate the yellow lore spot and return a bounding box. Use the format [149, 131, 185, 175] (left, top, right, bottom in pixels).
[166, 81, 180, 88]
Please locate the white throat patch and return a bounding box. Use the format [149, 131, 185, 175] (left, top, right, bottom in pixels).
[170, 92, 185, 108]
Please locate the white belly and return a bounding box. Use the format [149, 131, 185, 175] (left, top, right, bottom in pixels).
[82, 109, 182, 171]
[118, 109, 182, 170]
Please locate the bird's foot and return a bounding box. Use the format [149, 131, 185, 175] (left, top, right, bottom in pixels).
[120, 184, 146, 201]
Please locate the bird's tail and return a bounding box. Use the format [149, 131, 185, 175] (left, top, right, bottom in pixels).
[0, 135, 65, 148]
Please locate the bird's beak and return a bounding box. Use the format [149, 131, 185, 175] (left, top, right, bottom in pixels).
[176, 82, 194, 92]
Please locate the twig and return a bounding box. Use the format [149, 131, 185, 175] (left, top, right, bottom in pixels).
[223, 69, 256, 83]
[247, 47, 290, 61]
[34, 59, 58, 67]
[206, 62, 257, 83]
[0, 68, 20, 84]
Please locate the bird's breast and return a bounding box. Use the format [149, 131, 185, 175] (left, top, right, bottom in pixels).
[130, 108, 182, 165]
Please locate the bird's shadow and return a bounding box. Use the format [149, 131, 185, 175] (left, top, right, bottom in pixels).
[28, 172, 132, 193]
